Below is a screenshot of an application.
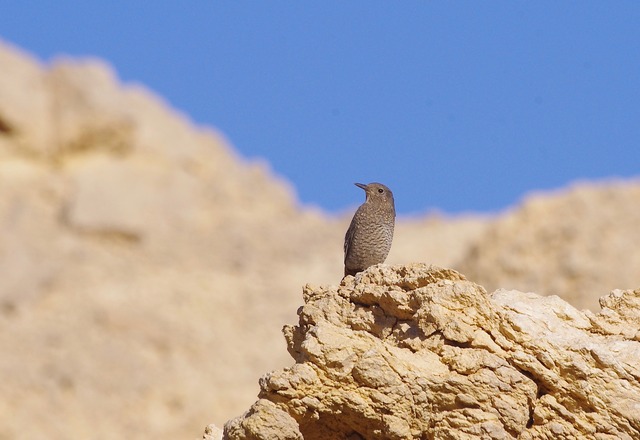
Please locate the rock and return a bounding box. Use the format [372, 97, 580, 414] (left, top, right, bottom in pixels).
[203, 424, 224, 440]
[459, 181, 640, 310]
[222, 264, 640, 439]
[0, 40, 54, 158]
[224, 400, 303, 440]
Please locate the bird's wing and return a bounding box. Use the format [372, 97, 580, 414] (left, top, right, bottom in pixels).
[344, 218, 356, 263]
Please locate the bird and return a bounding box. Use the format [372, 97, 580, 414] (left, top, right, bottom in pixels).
[344, 182, 395, 277]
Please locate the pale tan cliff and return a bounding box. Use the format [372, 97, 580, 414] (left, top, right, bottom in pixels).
[458, 182, 640, 310]
[221, 264, 640, 439]
[1, 39, 639, 439]
[0, 40, 338, 439]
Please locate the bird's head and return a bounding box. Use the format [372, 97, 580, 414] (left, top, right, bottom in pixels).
[355, 182, 395, 207]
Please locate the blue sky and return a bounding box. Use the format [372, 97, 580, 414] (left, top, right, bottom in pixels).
[2, 2, 640, 215]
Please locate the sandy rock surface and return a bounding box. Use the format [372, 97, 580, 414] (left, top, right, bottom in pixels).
[224, 264, 640, 439]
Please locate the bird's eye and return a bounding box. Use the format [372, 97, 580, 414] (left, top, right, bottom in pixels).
[377, 188, 384, 193]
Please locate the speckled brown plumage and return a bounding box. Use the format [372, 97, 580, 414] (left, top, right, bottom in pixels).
[344, 182, 395, 277]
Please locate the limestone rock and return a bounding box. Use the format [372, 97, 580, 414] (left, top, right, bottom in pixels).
[223, 264, 640, 439]
[203, 424, 224, 440]
[224, 400, 303, 440]
[0, 41, 54, 158]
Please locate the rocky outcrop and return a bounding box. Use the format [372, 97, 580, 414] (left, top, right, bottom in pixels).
[222, 264, 640, 439]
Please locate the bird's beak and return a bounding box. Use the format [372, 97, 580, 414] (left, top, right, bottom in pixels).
[354, 183, 367, 190]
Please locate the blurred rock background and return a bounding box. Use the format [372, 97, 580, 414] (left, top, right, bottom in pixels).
[1, 40, 638, 439]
